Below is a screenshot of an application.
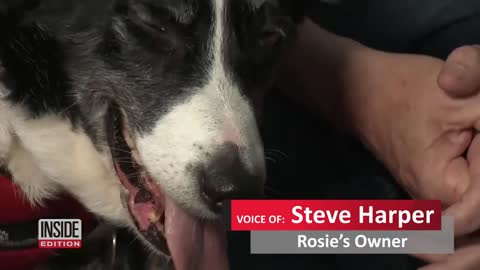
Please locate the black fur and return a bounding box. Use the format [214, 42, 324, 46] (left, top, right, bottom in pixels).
[0, 0, 301, 134]
[1, 23, 74, 116]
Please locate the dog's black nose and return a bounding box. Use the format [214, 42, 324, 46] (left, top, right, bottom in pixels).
[202, 143, 264, 209]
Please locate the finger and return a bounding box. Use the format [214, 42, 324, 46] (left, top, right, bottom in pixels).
[414, 253, 448, 264]
[427, 130, 472, 205]
[455, 232, 480, 247]
[438, 45, 480, 98]
[418, 244, 480, 270]
[407, 130, 472, 264]
[442, 155, 470, 205]
[415, 233, 480, 263]
[445, 134, 480, 236]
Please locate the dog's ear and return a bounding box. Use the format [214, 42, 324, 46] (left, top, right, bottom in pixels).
[0, 0, 39, 17]
[278, 0, 305, 24]
[112, 0, 129, 15]
[254, 0, 304, 47]
[0, 0, 40, 40]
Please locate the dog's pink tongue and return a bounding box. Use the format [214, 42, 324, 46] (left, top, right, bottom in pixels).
[165, 198, 229, 270]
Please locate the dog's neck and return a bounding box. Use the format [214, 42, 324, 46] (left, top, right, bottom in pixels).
[0, 98, 130, 225]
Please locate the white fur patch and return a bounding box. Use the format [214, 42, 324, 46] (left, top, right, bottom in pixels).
[7, 142, 60, 205]
[0, 99, 130, 225]
[0, 101, 12, 161]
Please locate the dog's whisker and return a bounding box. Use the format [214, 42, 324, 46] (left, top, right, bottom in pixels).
[96, 145, 131, 152]
[266, 149, 288, 156]
[102, 147, 134, 155]
[59, 100, 81, 114]
[114, 162, 137, 166]
[264, 149, 289, 160]
[115, 162, 138, 166]
[264, 156, 277, 163]
[264, 151, 281, 159]
[113, 157, 135, 161]
[114, 157, 135, 161]
[124, 172, 143, 178]
[113, 150, 134, 155]
[124, 171, 142, 176]
[128, 234, 142, 247]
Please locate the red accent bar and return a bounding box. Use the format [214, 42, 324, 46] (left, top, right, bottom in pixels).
[230, 200, 442, 231]
[38, 240, 82, 249]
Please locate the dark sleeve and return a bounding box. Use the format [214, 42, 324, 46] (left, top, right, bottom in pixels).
[305, 0, 480, 58]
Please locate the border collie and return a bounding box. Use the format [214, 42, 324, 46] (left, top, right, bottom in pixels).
[0, 0, 303, 269]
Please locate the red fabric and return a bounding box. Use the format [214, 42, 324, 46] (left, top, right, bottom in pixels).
[0, 175, 95, 270]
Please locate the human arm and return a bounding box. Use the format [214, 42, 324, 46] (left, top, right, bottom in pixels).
[279, 18, 480, 269]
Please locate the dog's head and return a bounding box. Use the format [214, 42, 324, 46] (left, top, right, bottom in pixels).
[101, 0, 303, 208]
[78, 0, 303, 268]
[4, 0, 303, 268]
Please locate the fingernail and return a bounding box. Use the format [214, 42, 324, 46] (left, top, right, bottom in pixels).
[444, 62, 468, 83]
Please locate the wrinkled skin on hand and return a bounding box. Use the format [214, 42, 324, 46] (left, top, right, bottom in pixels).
[356, 45, 480, 270]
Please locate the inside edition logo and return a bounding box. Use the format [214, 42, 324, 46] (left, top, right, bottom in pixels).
[38, 219, 82, 249]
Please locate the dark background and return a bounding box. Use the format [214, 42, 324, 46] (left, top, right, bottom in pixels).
[229, 0, 480, 269]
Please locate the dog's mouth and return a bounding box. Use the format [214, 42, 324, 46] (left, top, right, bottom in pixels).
[106, 108, 229, 270]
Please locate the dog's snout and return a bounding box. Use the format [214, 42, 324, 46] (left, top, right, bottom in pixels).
[201, 143, 264, 209]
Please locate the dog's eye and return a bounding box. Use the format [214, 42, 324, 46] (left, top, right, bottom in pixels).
[129, 3, 176, 34]
[143, 21, 167, 33]
[260, 31, 279, 47]
[259, 28, 285, 47]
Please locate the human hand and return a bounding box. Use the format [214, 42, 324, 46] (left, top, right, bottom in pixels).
[416, 45, 480, 270]
[348, 50, 479, 208]
[278, 20, 480, 268]
[350, 45, 480, 269]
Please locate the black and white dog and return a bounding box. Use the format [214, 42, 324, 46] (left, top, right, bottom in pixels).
[0, 0, 303, 269]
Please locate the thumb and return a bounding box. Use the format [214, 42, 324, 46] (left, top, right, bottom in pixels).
[417, 244, 480, 270]
[438, 45, 480, 98]
[445, 133, 480, 236]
